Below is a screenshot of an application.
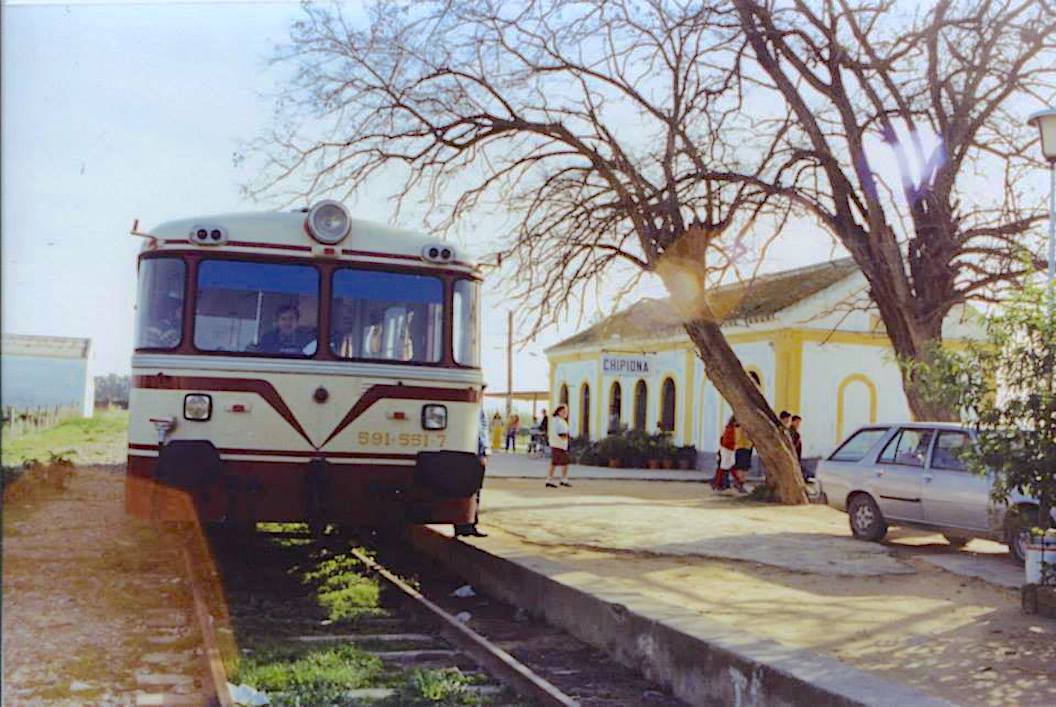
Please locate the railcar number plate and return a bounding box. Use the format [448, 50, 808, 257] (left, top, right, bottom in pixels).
[357, 431, 446, 448]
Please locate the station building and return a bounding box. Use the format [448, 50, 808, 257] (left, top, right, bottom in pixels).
[546, 259, 982, 459]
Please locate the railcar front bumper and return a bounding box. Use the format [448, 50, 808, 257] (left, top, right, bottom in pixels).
[125, 443, 483, 525]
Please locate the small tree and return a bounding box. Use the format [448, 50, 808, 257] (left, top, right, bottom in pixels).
[913, 283, 1055, 533]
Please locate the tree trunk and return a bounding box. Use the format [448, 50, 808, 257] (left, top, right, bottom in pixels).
[859, 266, 959, 422]
[684, 319, 809, 505]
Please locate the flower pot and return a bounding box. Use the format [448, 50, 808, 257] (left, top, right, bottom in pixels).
[647, 459, 660, 470]
[661, 459, 674, 470]
[608, 458, 621, 469]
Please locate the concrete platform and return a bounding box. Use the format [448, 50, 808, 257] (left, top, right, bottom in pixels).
[449, 477, 1055, 706]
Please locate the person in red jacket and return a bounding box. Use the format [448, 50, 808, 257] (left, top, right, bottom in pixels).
[712, 416, 738, 491]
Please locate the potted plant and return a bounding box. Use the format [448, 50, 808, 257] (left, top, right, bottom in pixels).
[677, 445, 697, 470]
[595, 435, 629, 469]
[657, 439, 677, 469]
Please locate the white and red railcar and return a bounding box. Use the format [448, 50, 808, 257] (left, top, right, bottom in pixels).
[126, 201, 484, 525]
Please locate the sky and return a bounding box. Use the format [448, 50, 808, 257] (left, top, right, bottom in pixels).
[6, 1, 1045, 395]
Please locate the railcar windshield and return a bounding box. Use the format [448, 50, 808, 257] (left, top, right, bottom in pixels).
[195, 260, 320, 356]
[330, 269, 444, 363]
[135, 258, 186, 349]
[453, 279, 480, 367]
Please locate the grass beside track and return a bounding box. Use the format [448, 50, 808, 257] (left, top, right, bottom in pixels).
[221, 528, 490, 706]
[1, 408, 128, 467]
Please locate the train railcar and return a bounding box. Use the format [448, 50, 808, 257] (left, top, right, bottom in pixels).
[125, 201, 484, 526]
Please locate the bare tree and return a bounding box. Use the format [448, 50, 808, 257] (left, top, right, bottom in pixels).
[252, 0, 811, 503]
[719, 0, 1056, 420]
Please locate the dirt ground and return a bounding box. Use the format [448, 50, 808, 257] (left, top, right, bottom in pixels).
[476, 478, 1056, 707]
[2, 465, 209, 705]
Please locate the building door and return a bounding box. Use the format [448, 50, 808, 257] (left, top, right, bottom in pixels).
[580, 383, 591, 438]
[633, 380, 647, 431]
[609, 381, 622, 434]
[660, 377, 676, 434]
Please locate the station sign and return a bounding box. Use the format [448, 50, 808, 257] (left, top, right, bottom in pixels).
[601, 354, 655, 377]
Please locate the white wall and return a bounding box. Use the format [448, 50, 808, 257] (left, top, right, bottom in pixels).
[798, 342, 909, 457]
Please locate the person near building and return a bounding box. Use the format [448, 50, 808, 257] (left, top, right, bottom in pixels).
[546, 404, 571, 487]
[505, 413, 520, 452]
[790, 415, 807, 479]
[537, 409, 550, 457]
[732, 420, 752, 493]
[779, 410, 792, 433]
[526, 416, 540, 454]
[712, 416, 738, 491]
[490, 411, 503, 450]
[454, 384, 490, 537]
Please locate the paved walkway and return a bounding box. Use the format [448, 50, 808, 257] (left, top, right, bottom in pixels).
[464, 477, 1053, 706]
[487, 450, 710, 481]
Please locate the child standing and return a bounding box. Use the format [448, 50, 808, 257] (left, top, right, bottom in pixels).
[712, 416, 737, 491]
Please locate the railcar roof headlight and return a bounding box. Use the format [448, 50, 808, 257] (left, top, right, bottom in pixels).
[306, 200, 351, 244]
[183, 394, 212, 421]
[422, 404, 447, 430]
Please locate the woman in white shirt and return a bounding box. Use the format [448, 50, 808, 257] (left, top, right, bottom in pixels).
[546, 404, 572, 488]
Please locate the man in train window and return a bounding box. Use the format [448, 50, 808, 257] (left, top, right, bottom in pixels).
[253, 303, 315, 355]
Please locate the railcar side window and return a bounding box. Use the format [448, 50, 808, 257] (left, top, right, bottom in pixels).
[829, 427, 888, 462]
[135, 258, 186, 350]
[453, 279, 480, 367]
[330, 269, 443, 363]
[194, 260, 319, 356]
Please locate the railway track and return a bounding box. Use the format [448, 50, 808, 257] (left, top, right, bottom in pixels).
[195, 524, 685, 706]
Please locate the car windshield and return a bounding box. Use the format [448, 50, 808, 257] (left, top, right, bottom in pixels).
[135, 257, 186, 350]
[194, 260, 320, 356]
[330, 269, 444, 363]
[830, 427, 888, 462]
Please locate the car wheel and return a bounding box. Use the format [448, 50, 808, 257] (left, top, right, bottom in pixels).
[848, 494, 887, 541]
[942, 534, 968, 549]
[1004, 505, 1039, 564]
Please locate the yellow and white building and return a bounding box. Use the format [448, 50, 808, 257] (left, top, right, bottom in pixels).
[546, 259, 982, 458]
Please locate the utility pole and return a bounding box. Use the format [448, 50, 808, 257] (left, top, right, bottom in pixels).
[506, 311, 513, 418]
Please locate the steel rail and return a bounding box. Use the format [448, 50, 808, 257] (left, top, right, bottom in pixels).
[181, 529, 234, 707]
[349, 547, 579, 707]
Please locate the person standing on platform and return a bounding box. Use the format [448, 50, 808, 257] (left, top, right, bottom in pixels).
[546, 404, 571, 487]
[732, 420, 752, 493]
[455, 384, 490, 537]
[490, 411, 503, 450]
[712, 416, 737, 491]
[505, 413, 520, 452]
[538, 409, 550, 457]
[790, 415, 807, 478]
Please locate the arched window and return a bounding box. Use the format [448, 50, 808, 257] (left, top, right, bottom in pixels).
[608, 381, 622, 434]
[580, 383, 591, 438]
[633, 380, 648, 432]
[660, 377, 676, 433]
[559, 383, 569, 406]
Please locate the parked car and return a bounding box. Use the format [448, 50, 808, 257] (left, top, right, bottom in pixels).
[815, 422, 1056, 562]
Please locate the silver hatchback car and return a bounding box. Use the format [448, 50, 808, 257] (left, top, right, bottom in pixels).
[815, 422, 1055, 562]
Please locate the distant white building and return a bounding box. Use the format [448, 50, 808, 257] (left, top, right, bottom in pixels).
[1, 334, 94, 417]
[546, 259, 983, 459]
